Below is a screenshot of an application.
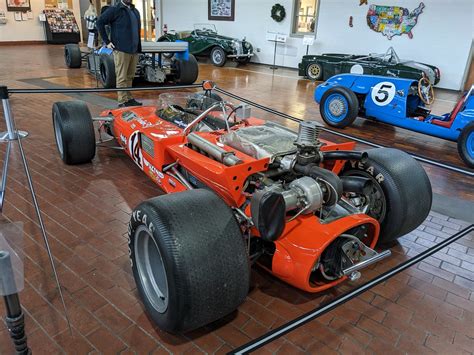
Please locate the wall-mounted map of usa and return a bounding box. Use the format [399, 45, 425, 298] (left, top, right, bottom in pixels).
[367, 2, 425, 40]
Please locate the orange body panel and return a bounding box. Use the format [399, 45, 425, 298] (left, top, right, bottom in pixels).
[103, 106, 381, 292]
[271, 214, 379, 292]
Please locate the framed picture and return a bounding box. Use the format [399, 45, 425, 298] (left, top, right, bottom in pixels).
[6, 0, 31, 12]
[208, 0, 235, 21]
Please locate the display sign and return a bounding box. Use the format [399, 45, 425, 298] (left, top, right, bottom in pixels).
[303, 35, 315, 46]
[266, 31, 287, 43]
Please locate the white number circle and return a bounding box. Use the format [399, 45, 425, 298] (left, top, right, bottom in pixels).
[371, 81, 396, 106]
[350, 64, 364, 74]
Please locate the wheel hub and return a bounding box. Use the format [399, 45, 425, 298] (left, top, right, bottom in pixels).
[467, 132, 474, 158]
[328, 97, 347, 117]
[134, 225, 169, 313]
[309, 65, 320, 78]
[213, 51, 223, 64]
[344, 171, 387, 223]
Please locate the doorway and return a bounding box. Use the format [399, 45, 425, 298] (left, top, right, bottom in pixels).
[136, 0, 157, 40]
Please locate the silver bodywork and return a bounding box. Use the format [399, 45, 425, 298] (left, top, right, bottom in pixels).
[220, 123, 297, 161]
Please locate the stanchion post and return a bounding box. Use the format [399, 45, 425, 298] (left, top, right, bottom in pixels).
[0, 251, 30, 355]
[0, 85, 73, 336]
[270, 40, 278, 71]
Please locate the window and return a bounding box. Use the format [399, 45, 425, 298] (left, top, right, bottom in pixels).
[292, 0, 320, 36]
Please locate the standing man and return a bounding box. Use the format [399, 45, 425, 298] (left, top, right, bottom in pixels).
[96, 0, 142, 107]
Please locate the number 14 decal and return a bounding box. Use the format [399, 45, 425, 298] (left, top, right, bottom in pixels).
[128, 131, 143, 169]
[371, 82, 396, 106]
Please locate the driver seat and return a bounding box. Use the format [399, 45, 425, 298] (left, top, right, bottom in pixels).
[177, 31, 192, 39]
[431, 93, 466, 128]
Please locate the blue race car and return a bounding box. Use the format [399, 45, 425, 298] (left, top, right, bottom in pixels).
[314, 74, 474, 168]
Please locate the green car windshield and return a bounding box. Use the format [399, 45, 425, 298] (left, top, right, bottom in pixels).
[193, 23, 217, 35]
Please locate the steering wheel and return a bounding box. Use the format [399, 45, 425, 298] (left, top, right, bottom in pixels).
[418, 76, 435, 105]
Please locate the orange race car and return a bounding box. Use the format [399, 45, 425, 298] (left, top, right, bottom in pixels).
[51, 82, 432, 333]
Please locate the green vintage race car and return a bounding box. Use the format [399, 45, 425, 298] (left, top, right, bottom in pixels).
[158, 24, 254, 67]
[299, 47, 440, 84]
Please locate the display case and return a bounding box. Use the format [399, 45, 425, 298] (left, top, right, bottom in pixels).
[43, 8, 80, 44]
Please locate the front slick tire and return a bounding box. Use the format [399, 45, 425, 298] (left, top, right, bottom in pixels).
[342, 148, 432, 244]
[52, 101, 96, 165]
[129, 189, 249, 333]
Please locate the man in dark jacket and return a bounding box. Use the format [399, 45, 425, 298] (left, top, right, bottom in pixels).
[96, 0, 142, 107]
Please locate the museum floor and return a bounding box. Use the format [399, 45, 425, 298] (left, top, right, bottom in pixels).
[0, 44, 473, 354]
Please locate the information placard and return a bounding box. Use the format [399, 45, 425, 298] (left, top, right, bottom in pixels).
[266, 31, 287, 43]
[303, 35, 315, 46]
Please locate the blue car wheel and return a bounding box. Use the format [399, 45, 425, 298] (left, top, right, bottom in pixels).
[319, 87, 359, 128]
[457, 121, 474, 168]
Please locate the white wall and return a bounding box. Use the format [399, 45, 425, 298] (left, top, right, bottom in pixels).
[0, 0, 82, 42]
[0, 0, 46, 42]
[162, 0, 474, 90]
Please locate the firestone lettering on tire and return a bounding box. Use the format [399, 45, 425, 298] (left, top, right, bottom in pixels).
[349, 160, 385, 183]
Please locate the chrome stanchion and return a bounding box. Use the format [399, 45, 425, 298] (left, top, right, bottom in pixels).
[0, 250, 31, 355]
[0, 86, 72, 335]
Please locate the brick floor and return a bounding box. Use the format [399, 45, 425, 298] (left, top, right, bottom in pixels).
[0, 45, 473, 354]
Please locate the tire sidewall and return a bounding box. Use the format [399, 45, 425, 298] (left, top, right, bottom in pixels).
[65, 47, 72, 67]
[457, 122, 474, 168]
[343, 157, 404, 243]
[128, 203, 181, 332]
[52, 105, 69, 163]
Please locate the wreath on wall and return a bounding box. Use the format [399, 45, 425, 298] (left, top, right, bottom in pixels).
[271, 4, 286, 22]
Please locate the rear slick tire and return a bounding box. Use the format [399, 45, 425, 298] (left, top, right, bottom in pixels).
[128, 189, 249, 333]
[342, 148, 432, 244]
[175, 54, 199, 84]
[99, 54, 116, 88]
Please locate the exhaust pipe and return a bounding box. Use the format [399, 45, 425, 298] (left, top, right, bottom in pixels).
[342, 250, 391, 276]
[322, 151, 368, 163]
[187, 133, 243, 166]
[340, 176, 372, 194]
